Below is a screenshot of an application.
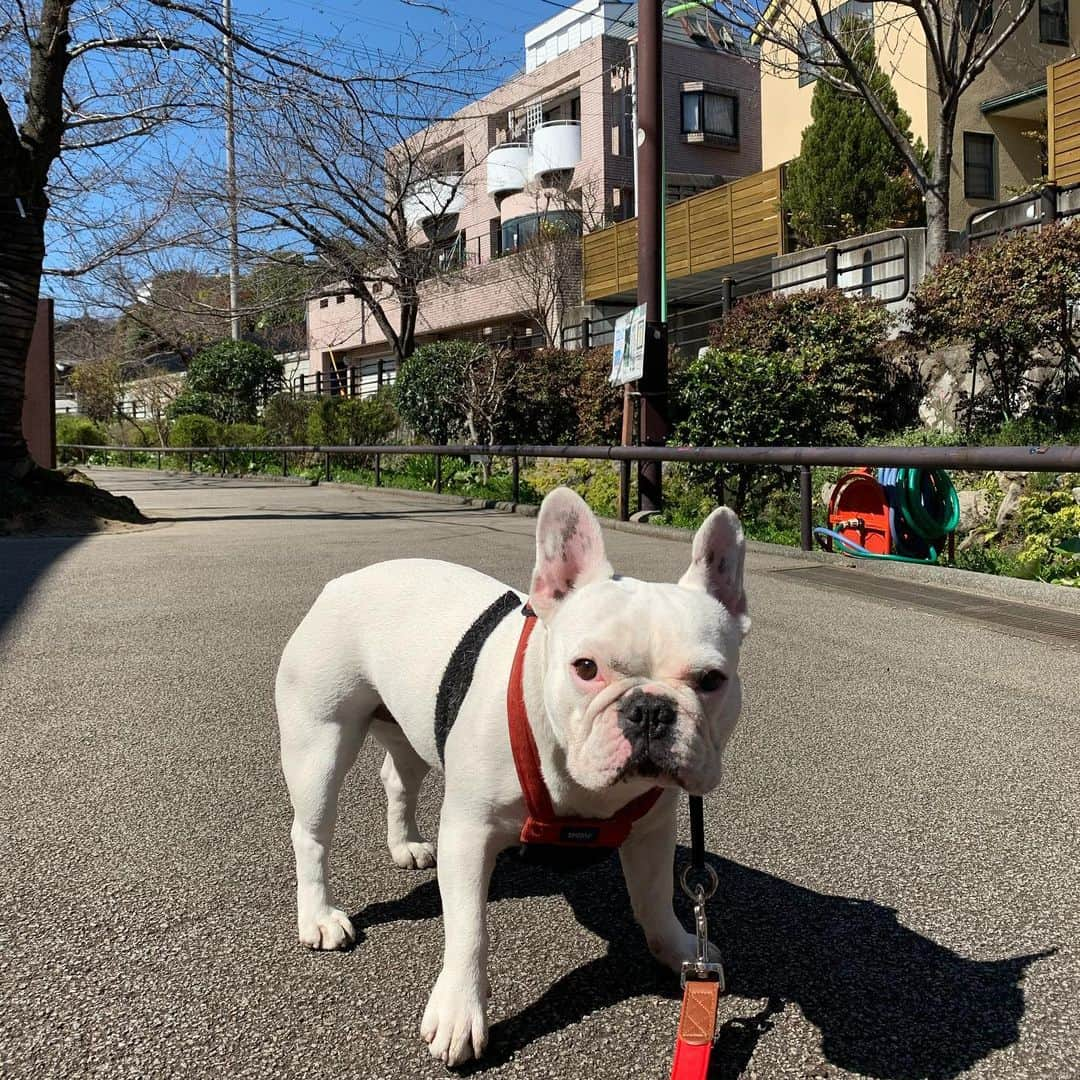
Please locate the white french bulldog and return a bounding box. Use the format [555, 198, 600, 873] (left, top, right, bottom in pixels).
[276, 486, 749, 1066]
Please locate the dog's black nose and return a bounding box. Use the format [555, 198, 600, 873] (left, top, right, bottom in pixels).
[619, 690, 677, 737]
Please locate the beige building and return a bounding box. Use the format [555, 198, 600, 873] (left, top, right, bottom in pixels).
[306, 0, 762, 390]
[756, 0, 1074, 232]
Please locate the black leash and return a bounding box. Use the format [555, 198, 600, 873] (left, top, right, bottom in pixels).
[689, 793, 705, 873]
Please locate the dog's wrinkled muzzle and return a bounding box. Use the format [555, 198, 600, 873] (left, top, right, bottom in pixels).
[616, 688, 682, 778]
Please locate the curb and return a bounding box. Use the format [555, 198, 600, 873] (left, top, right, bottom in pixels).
[312, 477, 1080, 615]
[93, 466, 1080, 616]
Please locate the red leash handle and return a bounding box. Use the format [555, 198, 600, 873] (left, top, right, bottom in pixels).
[670, 978, 720, 1080]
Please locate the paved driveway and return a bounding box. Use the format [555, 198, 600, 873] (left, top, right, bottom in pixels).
[1, 470, 1078, 1079]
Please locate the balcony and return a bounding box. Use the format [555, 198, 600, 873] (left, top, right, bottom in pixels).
[530, 121, 581, 179]
[486, 143, 530, 196]
[403, 175, 465, 231]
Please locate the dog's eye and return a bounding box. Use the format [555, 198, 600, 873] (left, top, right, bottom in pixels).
[696, 669, 727, 693]
[572, 658, 599, 681]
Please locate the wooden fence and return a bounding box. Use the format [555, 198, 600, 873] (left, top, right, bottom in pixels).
[1049, 57, 1080, 186]
[582, 165, 785, 301]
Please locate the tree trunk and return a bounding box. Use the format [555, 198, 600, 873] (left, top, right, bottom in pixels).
[925, 119, 956, 268]
[925, 183, 951, 268]
[0, 205, 46, 478]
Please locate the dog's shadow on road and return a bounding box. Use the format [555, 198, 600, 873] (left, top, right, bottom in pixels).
[351, 848, 1050, 1080]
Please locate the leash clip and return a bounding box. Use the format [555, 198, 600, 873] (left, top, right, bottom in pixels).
[680, 884, 725, 992]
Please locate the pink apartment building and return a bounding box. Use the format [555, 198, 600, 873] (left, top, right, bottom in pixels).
[306, 0, 761, 395]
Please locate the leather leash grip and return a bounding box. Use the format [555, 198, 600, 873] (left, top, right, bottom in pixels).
[670, 979, 720, 1080]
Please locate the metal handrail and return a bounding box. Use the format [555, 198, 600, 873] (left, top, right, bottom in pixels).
[60, 442, 1079, 469]
[59, 441, 1079, 554]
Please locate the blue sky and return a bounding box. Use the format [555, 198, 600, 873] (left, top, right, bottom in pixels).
[252, 0, 556, 86]
[47, 0, 567, 316]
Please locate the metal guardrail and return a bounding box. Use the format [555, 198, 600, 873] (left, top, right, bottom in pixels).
[965, 180, 1080, 247]
[60, 441, 1079, 554]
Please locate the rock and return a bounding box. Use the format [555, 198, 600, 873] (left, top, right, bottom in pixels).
[1072, 487, 1080, 505]
[958, 530, 988, 553]
[956, 489, 991, 532]
[995, 470, 1027, 494]
[996, 480, 1025, 529]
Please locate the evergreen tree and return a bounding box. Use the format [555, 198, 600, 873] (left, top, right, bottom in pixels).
[783, 19, 927, 249]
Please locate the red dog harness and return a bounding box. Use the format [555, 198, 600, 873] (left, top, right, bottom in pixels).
[507, 607, 662, 849]
[510, 605, 725, 1076]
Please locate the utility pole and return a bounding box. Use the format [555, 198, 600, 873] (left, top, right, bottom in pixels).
[223, 0, 241, 341]
[635, 0, 668, 512]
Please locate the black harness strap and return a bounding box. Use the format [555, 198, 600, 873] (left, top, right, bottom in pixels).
[434, 590, 522, 764]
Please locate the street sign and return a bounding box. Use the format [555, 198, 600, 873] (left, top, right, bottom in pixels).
[609, 304, 647, 385]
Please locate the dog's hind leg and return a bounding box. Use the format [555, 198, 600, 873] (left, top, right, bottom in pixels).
[277, 661, 373, 950]
[372, 714, 436, 870]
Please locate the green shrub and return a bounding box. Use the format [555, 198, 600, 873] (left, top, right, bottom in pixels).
[707, 288, 904, 438]
[56, 415, 106, 447]
[168, 340, 283, 423]
[221, 423, 267, 446]
[395, 343, 470, 443]
[263, 393, 314, 445]
[56, 416, 107, 462]
[505, 347, 620, 445]
[106, 420, 162, 447]
[524, 458, 622, 518]
[169, 414, 221, 448]
[307, 391, 398, 446]
[672, 348, 832, 513]
[911, 224, 1080, 431]
[1012, 491, 1080, 585]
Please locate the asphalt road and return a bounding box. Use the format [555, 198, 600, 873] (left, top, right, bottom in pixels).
[1, 469, 1078, 1080]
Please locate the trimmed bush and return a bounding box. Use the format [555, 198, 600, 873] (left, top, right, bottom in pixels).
[263, 393, 314, 445]
[506, 347, 620, 445]
[221, 423, 267, 446]
[56, 415, 106, 448]
[306, 391, 398, 446]
[169, 414, 221, 448]
[673, 348, 828, 512]
[107, 420, 162, 447]
[394, 343, 469, 443]
[168, 340, 284, 423]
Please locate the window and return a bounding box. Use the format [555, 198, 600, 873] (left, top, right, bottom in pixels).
[960, 0, 992, 33]
[500, 210, 581, 255]
[680, 90, 738, 143]
[613, 187, 635, 221]
[335, 294, 345, 304]
[798, 1, 873, 86]
[319, 297, 329, 309]
[1040, 0, 1069, 42]
[964, 132, 996, 199]
[614, 88, 634, 157]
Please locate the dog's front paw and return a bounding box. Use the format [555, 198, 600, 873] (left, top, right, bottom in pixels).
[390, 840, 436, 870]
[420, 973, 488, 1066]
[647, 925, 721, 974]
[297, 906, 355, 950]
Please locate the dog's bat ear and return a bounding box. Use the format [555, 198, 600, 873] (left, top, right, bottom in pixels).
[529, 487, 613, 621]
[678, 506, 750, 637]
